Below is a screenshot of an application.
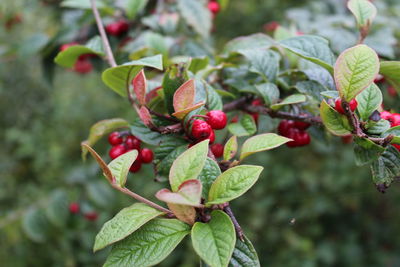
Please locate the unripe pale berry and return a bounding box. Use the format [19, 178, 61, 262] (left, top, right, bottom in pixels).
[206, 110, 227, 130]
[108, 132, 123, 146]
[210, 143, 224, 158]
[140, 148, 154, 164]
[191, 119, 212, 140]
[109, 144, 127, 159]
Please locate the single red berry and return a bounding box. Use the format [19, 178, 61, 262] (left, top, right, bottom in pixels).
[84, 212, 98, 221]
[286, 128, 301, 147]
[208, 1, 220, 14]
[388, 86, 397, 97]
[60, 42, 78, 51]
[129, 158, 142, 173]
[140, 148, 154, 164]
[69, 202, 80, 214]
[293, 121, 310, 130]
[335, 98, 357, 114]
[251, 99, 263, 106]
[380, 111, 392, 120]
[73, 59, 93, 74]
[210, 143, 224, 158]
[206, 110, 227, 130]
[393, 144, 400, 151]
[208, 129, 215, 144]
[390, 113, 400, 127]
[105, 20, 129, 36]
[349, 99, 358, 111]
[296, 131, 311, 146]
[278, 120, 295, 136]
[108, 132, 123, 146]
[191, 119, 212, 140]
[341, 135, 353, 144]
[109, 144, 127, 159]
[125, 135, 141, 150]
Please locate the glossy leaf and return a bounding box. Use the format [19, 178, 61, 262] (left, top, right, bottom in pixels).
[355, 83, 382, 121]
[347, 0, 377, 28]
[255, 83, 280, 106]
[366, 119, 391, 135]
[240, 133, 292, 160]
[104, 219, 190, 267]
[169, 139, 209, 192]
[133, 70, 147, 105]
[334, 45, 379, 101]
[228, 114, 257, 137]
[192, 210, 236, 267]
[207, 165, 263, 205]
[177, 0, 211, 38]
[229, 235, 261, 267]
[295, 80, 326, 101]
[198, 158, 221, 199]
[93, 203, 164, 252]
[102, 55, 163, 97]
[271, 94, 306, 110]
[379, 61, 400, 92]
[320, 100, 352, 136]
[130, 118, 164, 146]
[108, 150, 138, 187]
[239, 49, 280, 82]
[156, 179, 203, 207]
[138, 106, 153, 127]
[371, 146, 400, 191]
[382, 126, 400, 145]
[172, 101, 205, 119]
[224, 136, 238, 161]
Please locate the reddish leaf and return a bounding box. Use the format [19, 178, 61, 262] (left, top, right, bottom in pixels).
[173, 79, 195, 113]
[138, 106, 153, 127]
[172, 101, 205, 119]
[167, 203, 196, 225]
[132, 70, 147, 105]
[155, 179, 203, 207]
[145, 86, 162, 103]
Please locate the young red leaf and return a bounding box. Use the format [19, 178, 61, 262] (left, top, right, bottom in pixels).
[172, 101, 205, 120]
[138, 106, 154, 127]
[166, 203, 196, 225]
[155, 179, 203, 207]
[132, 69, 147, 105]
[173, 79, 195, 113]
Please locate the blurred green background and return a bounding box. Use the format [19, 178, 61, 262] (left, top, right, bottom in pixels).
[1, 0, 400, 266]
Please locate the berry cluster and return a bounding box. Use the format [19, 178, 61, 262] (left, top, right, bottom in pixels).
[105, 20, 129, 37]
[380, 111, 400, 151]
[60, 42, 93, 74]
[190, 110, 227, 157]
[108, 132, 154, 173]
[278, 120, 311, 147]
[68, 202, 98, 222]
[334, 98, 358, 114]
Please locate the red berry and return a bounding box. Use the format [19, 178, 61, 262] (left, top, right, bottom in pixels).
[293, 121, 310, 130]
[105, 20, 129, 36]
[341, 135, 353, 144]
[210, 143, 224, 158]
[109, 145, 127, 159]
[208, 1, 220, 14]
[393, 144, 400, 151]
[278, 120, 295, 136]
[264, 21, 280, 32]
[73, 59, 93, 74]
[296, 131, 311, 146]
[390, 113, 400, 127]
[380, 111, 392, 120]
[108, 132, 123, 146]
[250, 112, 259, 124]
[251, 99, 263, 106]
[140, 148, 154, 164]
[230, 116, 239, 123]
[286, 128, 310, 147]
[286, 128, 301, 147]
[208, 129, 215, 144]
[69, 202, 80, 214]
[335, 98, 357, 114]
[206, 110, 227, 130]
[129, 158, 142, 173]
[191, 119, 212, 140]
[349, 99, 358, 111]
[84, 212, 98, 221]
[125, 135, 141, 150]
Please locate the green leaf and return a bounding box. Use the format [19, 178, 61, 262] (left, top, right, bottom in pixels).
[163, 64, 189, 114]
[279, 35, 335, 74]
[189, 57, 209, 73]
[229, 235, 260, 267]
[177, 0, 211, 38]
[156, 145, 187, 178]
[82, 118, 129, 160]
[222, 33, 274, 56]
[104, 219, 190, 267]
[22, 208, 49, 243]
[382, 126, 400, 144]
[45, 190, 68, 228]
[255, 83, 280, 106]
[240, 133, 292, 160]
[379, 61, 400, 92]
[124, 0, 149, 19]
[224, 136, 238, 161]
[205, 82, 223, 111]
[320, 90, 339, 99]
[94, 203, 164, 252]
[334, 44, 379, 101]
[169, 139, 209, 192]
[366, 119, 391, 135]
[353, 137, 385, 166]
[347, 0, 377, 28]
[192, 210, 236, 267]
[156, 179, 202, 207]
[207, 165, 263, 205]
[130, 118, 164, 146]
[239, 49, 280, 82]
[154, 137, 187, 161]
[198, 158, 221, 199]
[271, 94, 306, 110]
[102, 55, 163, 97]
[228, 114, 257, 137]
[61, 0, 107, 9]
[355, 83, 382, 121]
[54, 36, 104, 68]
[320, 100, 352, 136]
[295, 81, 326, 101]
[371, 146, 400, 191]
[108, 150, 138, 187]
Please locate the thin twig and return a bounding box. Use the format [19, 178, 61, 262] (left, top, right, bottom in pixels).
[90, 0, 117, 67]
[224, 205, 244, 241]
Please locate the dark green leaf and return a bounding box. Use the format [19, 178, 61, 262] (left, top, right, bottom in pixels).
[229, 235, 260, 267]
[228, 114, 257, 137]
[198, 158, 221, 199]
[355, 83, 382, 121]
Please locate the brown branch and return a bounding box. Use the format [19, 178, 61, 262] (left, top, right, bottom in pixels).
[90, 0, 117, 67]
[224, 205, 244, 241]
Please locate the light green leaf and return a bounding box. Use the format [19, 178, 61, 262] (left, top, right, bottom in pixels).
[334, 44, 379, 101]
[240, 133, 292, 160]
[108, 150, 138, 187]
[192, 210, 236, 267]
[366, 119, 391, 135]
[156, 179, 202, 207]
[255, 83, 280, 106]
[82, 118, 129, 160]
[356, 83, 382, 121]
[320, 90, 339, 99]
[224, 136, 238, 161]
[102, 55, 163, 97]
[207, 165, 263, 205]
[94, 203, 164, 252]
[169, 139, 209, 192]
[228, 114, 257, 137]
[271, 94, 306, 110]
[104, 219, 190, 267]
[124, 0, 148, 19]
[177, 0, 211, 38]
[380, 61, 400, 92]
[347, 0, 377, 28]
[279, 35, 335, 74]
[222, 33, 274, 56]
[198, 158, 221, 199]
[229, 235, 260, 267]
[320, 100, 352, 136]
